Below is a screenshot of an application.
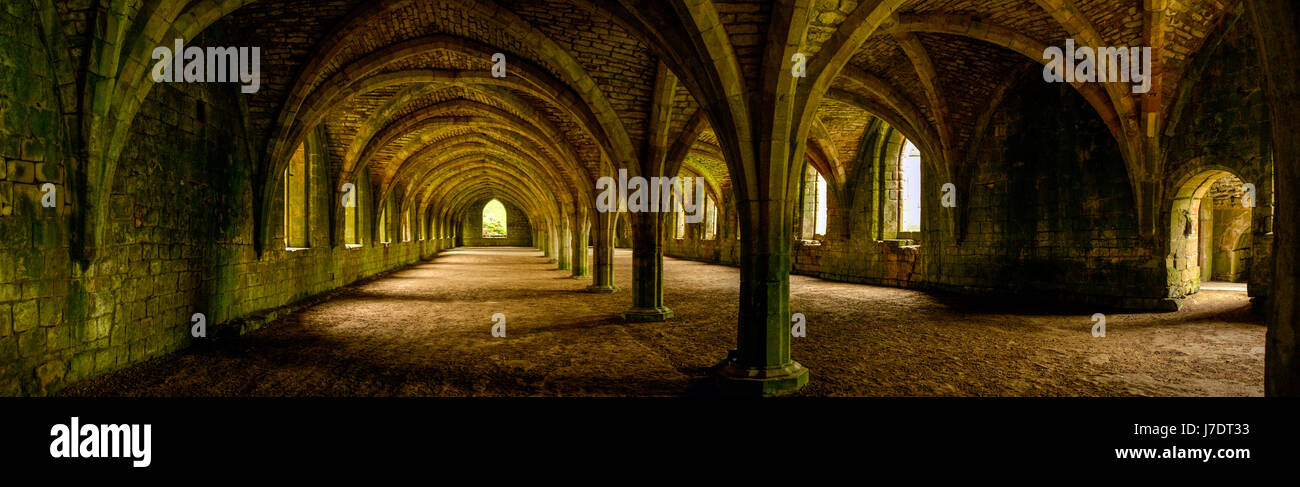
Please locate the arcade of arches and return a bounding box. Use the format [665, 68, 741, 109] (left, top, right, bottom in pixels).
[1, 0, 1298, 397]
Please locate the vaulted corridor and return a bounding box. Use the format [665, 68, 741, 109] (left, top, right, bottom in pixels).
[2, 0, 1299, 399]
[62, 247, 1263, 397]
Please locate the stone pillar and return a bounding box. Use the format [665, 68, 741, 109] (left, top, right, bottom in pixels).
[622, 211, 673, 321]
[713, 195, 809, 396]
[1248, 0, 1300, 396]
[547, 226, 559, 264]
[588, 209, 619, 293]
[571, 211, 591, 278]
[557, 218, 572, 270]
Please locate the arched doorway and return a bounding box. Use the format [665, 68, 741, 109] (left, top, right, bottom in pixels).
[1168, 169, 1254, 296]
[482, 199, 508, 239]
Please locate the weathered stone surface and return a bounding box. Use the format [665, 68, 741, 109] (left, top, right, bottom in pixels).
[11, 300, 36, 333]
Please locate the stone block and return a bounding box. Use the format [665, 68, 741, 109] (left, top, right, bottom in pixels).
[93, 348, 115, 372]
[0, 284, 17, 302]
[12, 300, 37, 332]
[16, 329, 42, 358]
[35, 162, 60, 183]
[38, 298, 61, 327]
[0, 328, 14, 359]
[67, 353, 93, 384]
[35, 360, 65, 389]
[21, 139, 45, 163]
[6, 159, 32, 183]
[0, 181, 11, 216]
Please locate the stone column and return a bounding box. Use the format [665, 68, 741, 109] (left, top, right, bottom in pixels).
[547, 226, 559, 264]
[715, 196, 808, 395]
[1248, 0, 1300, 396]
[557, 218, 572, 271]
[571, 211, 591, 278]
[588, 208, 619, 293]
[622, 211, 672, 321]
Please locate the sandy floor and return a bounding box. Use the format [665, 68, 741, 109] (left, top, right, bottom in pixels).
[63, 247, 1266, 397]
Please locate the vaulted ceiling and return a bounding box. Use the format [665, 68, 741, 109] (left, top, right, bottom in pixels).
[91, 0, 1244, 234]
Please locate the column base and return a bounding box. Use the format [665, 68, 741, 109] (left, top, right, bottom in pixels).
[622, 306, 673, 322]
[714, 352, 810, 397]
[586, 284, 620, 293]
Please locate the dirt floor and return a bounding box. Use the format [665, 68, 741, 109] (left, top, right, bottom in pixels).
[63, 247, 1266, 397]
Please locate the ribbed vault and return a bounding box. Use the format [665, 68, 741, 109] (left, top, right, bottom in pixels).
[50, 0, 1267, 397]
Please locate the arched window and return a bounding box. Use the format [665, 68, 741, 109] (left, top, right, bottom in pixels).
[878, 136, 922, 241]
[674, 181, 689, 239]
[899, 139, 922, 235]
[378, 203, 390, 244]
[800, 164, 828, 240]
[703, 195, 718, 240]
[401, 207, 412, 242]
[344, 179, 361, 248]
[816, 172, 828, 236]
[483, 199, 507, 238]
[283, 142, 310, 250]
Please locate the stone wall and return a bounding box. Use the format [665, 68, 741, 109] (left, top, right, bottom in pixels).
[0, 18, 450, 396]
[0, 0, 78, 395]
[461, 198, 533, 247]
[667, 68, 1266, 310]
[663, 10, 1272, 312]
[924, 75, 1159, 308]
[1162, 9, 1274, 302]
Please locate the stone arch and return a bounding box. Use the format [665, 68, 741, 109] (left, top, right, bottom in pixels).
[462, 197, 532, 247]
[268, 0, 640, 169]
[270, 36, 619, 180]
[80, 0, 638, 262]
[347, 86, 586, 184]
[891, 13, 1131, 148]
[1166, 166, 1254, 297]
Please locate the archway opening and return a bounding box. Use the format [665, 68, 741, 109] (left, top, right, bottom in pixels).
[482, 199, 508, 239]
[1168, 170, 1253, 296]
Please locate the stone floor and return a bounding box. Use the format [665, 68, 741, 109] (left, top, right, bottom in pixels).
[62, 247, 1266, 397]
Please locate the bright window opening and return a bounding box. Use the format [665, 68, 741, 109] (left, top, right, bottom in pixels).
[900, 140, 922, 234]
[704, 195, 718, 240]
[815, 172, 828, 236]
[675, 181, 689, 239]
[483, 199, 507, 238]
[401, 208, 412, 242]
[283, 143, 309, 250]
[801, 164, 828, 240]
[344, 180, 360, 248]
